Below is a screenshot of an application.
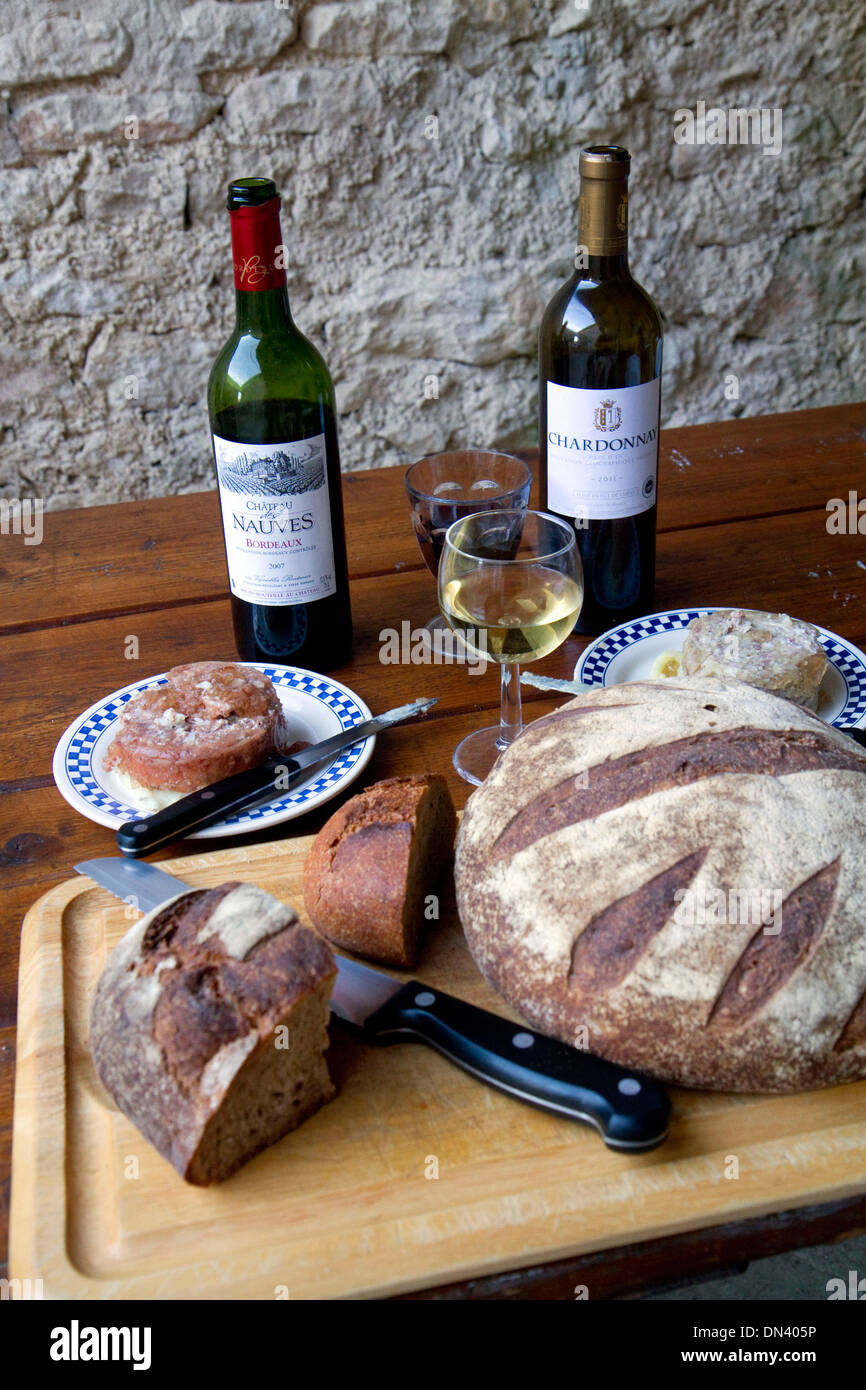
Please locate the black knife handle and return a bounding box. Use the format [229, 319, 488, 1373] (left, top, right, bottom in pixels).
[116, 755, 302, 856]
[842, 726, 866, 749]
[363, 981, 670, 1151]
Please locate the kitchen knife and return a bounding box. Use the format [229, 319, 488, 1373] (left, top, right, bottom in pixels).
[75, 857, 671, 1152]
[115, 695, 438, 857]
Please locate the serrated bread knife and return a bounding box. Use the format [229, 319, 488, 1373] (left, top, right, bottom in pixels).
[74, 857, 671, 1152]
[116, 696, 439, 857]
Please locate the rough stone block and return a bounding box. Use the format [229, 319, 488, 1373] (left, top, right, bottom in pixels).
[13, 89, 222, 152]
[0, 15, 130, 87]
[165, 0, 298, 73]
[226, 65, 383, 137]
[302, 0, 454, 57]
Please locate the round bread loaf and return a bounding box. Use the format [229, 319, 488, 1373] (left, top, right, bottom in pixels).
[455, 677, 866, 1093]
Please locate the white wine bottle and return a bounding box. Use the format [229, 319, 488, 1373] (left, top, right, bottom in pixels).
[539, 145, 663, 634]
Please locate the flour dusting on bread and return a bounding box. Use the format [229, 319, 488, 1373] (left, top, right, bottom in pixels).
[456, 677, 866, 1093]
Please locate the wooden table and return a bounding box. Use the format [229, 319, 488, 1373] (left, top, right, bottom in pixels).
[3, 402, 866, 1298]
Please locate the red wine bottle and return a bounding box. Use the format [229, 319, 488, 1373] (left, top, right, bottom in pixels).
[208, 177, 352, 670]
[539, 146, 663, 634]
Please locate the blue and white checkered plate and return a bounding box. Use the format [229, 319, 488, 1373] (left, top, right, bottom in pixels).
[576, 607, 866, 730]
[52, 664, 375, 839]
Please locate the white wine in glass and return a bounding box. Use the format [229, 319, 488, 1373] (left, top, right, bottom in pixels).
[438, 510, 583, 785]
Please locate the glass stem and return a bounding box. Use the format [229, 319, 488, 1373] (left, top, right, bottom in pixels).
[497, 662, 522, 750]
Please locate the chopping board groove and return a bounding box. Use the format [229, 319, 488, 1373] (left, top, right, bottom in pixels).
[10, 833, 866, 1299]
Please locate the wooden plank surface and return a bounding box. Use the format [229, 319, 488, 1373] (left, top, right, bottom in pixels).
[3, 401, 866, 1294]
[0, 579, 558, 787]
[2, 403, 863, 632]
[2, 507, 865, 792]
[11, 838, 866, 1300]
[400, 1194, 866, 1299]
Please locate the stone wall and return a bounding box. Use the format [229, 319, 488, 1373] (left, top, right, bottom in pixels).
[1, 0, 864, 510]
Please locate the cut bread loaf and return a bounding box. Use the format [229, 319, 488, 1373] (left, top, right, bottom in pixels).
[455, 677, 866, 1093]
[90, 882, 337, 1184]
[303, 775, 457, 968]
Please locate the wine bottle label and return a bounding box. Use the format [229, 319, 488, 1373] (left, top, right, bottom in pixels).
[546, 378, 660, 522]
[212, 433, 337, 606]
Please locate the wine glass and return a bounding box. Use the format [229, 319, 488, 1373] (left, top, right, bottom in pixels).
[404, 451, 532, 648]
[438, 510, 583, 785]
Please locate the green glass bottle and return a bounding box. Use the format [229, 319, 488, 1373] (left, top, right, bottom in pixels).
[208, 177, 352, 671]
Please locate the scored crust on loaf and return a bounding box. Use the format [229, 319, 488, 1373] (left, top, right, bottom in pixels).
[90, 882, 337, 1184]
[303, 775, 457, 968]
[455, 676, 866, 1093]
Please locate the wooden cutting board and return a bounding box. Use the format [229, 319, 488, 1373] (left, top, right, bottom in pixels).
[11, 834, 866, 1300]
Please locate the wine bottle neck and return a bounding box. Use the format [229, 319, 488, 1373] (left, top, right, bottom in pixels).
[583, 251, 631, 281]
[578, 175, 630, 278]
[228, 194, 293, 335]
[234, 285, 294, 336]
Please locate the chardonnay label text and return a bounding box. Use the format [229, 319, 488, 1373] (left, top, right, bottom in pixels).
[546, 378, 660, 521]
[213, 432, 337, 606]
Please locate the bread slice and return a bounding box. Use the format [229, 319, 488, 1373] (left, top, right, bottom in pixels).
[90, 882, 337, 1184]
[303, 775, 457, 968]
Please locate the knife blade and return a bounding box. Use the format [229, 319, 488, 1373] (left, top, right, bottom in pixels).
[75, 857, 671, 1152]
[115, 695, 438, 857]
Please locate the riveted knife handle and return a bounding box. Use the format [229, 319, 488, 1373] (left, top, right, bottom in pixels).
[363, 981, 670, 1151]
[116, 755, 301, 856]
